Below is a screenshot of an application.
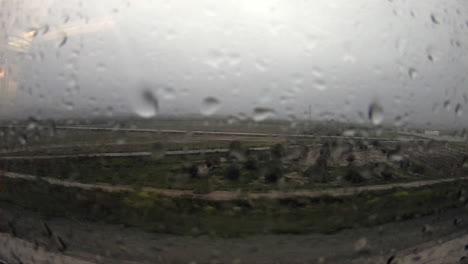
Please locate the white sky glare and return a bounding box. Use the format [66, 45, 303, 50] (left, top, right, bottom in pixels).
[1, 0, 468, 128]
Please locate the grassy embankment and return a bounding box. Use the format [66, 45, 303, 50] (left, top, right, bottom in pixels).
[0, 176, 466, 237]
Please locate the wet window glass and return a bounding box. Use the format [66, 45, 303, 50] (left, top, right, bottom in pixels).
[1, 0, 468, 263]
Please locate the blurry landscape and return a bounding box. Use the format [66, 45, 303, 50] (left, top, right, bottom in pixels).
[2, 0, 468, 262]
[0, 117, 467, 263]
[0, 117, 467, 229]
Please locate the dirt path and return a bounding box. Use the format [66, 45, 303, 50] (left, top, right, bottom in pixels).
[2, 171, 467, 201]
[3, 125, 431, 142]
[0, 147, 271, 160]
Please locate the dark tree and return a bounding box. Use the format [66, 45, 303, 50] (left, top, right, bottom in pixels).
[270, 144, 286, 160]
[186, 164, 199, 178]
[264, 163, 283, 183]
[205, 156, 221, 169]
[344, 168, 364, 183]
[244, 156, 258, 170]
[225, 164, 241, 181]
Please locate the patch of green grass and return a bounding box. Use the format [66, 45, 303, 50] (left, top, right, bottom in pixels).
[0, 153, 443, 192]
[0, 139, 276, 157]
[0, 176, 466, 237]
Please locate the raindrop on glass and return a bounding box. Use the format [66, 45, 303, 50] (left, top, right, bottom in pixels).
[134, 89, 159, 118]
[151, 143, 165, 160]
[354, 237, 368, 252]
[443, 100, 451, 111]
[430, 14, 439, 24]
[368, 103, 384, 125]
[161, 86, 175, 100]
[42, 24, 50, 34]
[455, 103, 463, 117]
[394, 115, 403, 127]
[200, 97, 221, 116]
[253, 107, 276, 122]
[26, 28, 38, 39]
[408, 68, 418, 79]
[59, 33, 68, 47]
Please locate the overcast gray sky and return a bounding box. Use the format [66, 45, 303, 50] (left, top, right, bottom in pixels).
[1, 0, 468, 128]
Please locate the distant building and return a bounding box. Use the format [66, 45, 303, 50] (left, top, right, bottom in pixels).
[424, 130, 440, 136]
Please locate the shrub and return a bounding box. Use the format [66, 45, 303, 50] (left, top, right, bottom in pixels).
[303, 165, 329, 183]
[150, 143, 165, 159]
[346, 154, 355, 165]
[356, 140, 368, 150]
[225, 164, 241, 181]
[229, 140, 243, 152]
[228, 141, 246, 162]
[300, 146, 310, 159]
[205, 156, 221, 168]
[399, 157, 411, 169]
[410, 163, 426, 174]
[186, 164, 199, 178]
[315, 155, 328, 169]
[381, 166, 393, 180]
[264, 163, 283, 183]
[319, 142, 331, 158]
[344, 168, 365, 183]
[257, 151, 271, 162]
[244, 156, 258, 171]
[270, 144, 286, 159]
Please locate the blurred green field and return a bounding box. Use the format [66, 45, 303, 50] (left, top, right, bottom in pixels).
[1, 176, 466, 237]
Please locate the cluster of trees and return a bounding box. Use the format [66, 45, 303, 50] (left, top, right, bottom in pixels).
[184, 141, 288, 183]
[185, 138, 416, 186]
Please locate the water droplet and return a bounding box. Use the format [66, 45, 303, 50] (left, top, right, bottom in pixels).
[25, 117, 37, 130]
[151, 143, 165, 160]
[343, 130, 356, 137]
[354, 237, 368, 252]
[304, 34, 318, 54]
[96, 62, 106, 72]
[253, 107, 276, 122]
[421, 224, 433, 233]
[134, 89, 159, 118]
[161, 86, 175, 100]
[408, 68, 418, 79]
[63, 15, 70, 23]
[236, 112, 248, 121]
[343, 54, 356, 63]
[42, 24, 50, 34]
[455, 103, 463, 117]
[390, 154, 403, 161]
[205, 50, 223, 69]
[312, 68, 326, 91]
[63, 100, 74, 110]
[47, 120, 57, 137]
[314, 79, 327, 91]
[59, 33, 68, 47]
[443, 100, 451, 111]
[368, 103, 384, 125]
[201, 97, 220, 116]
[430, 14, 439, 24]
[26, 28, 38, 39]
[394, 115, 403, 127]
[18, 135, 27, 145]
[254, 59, 268, 72]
